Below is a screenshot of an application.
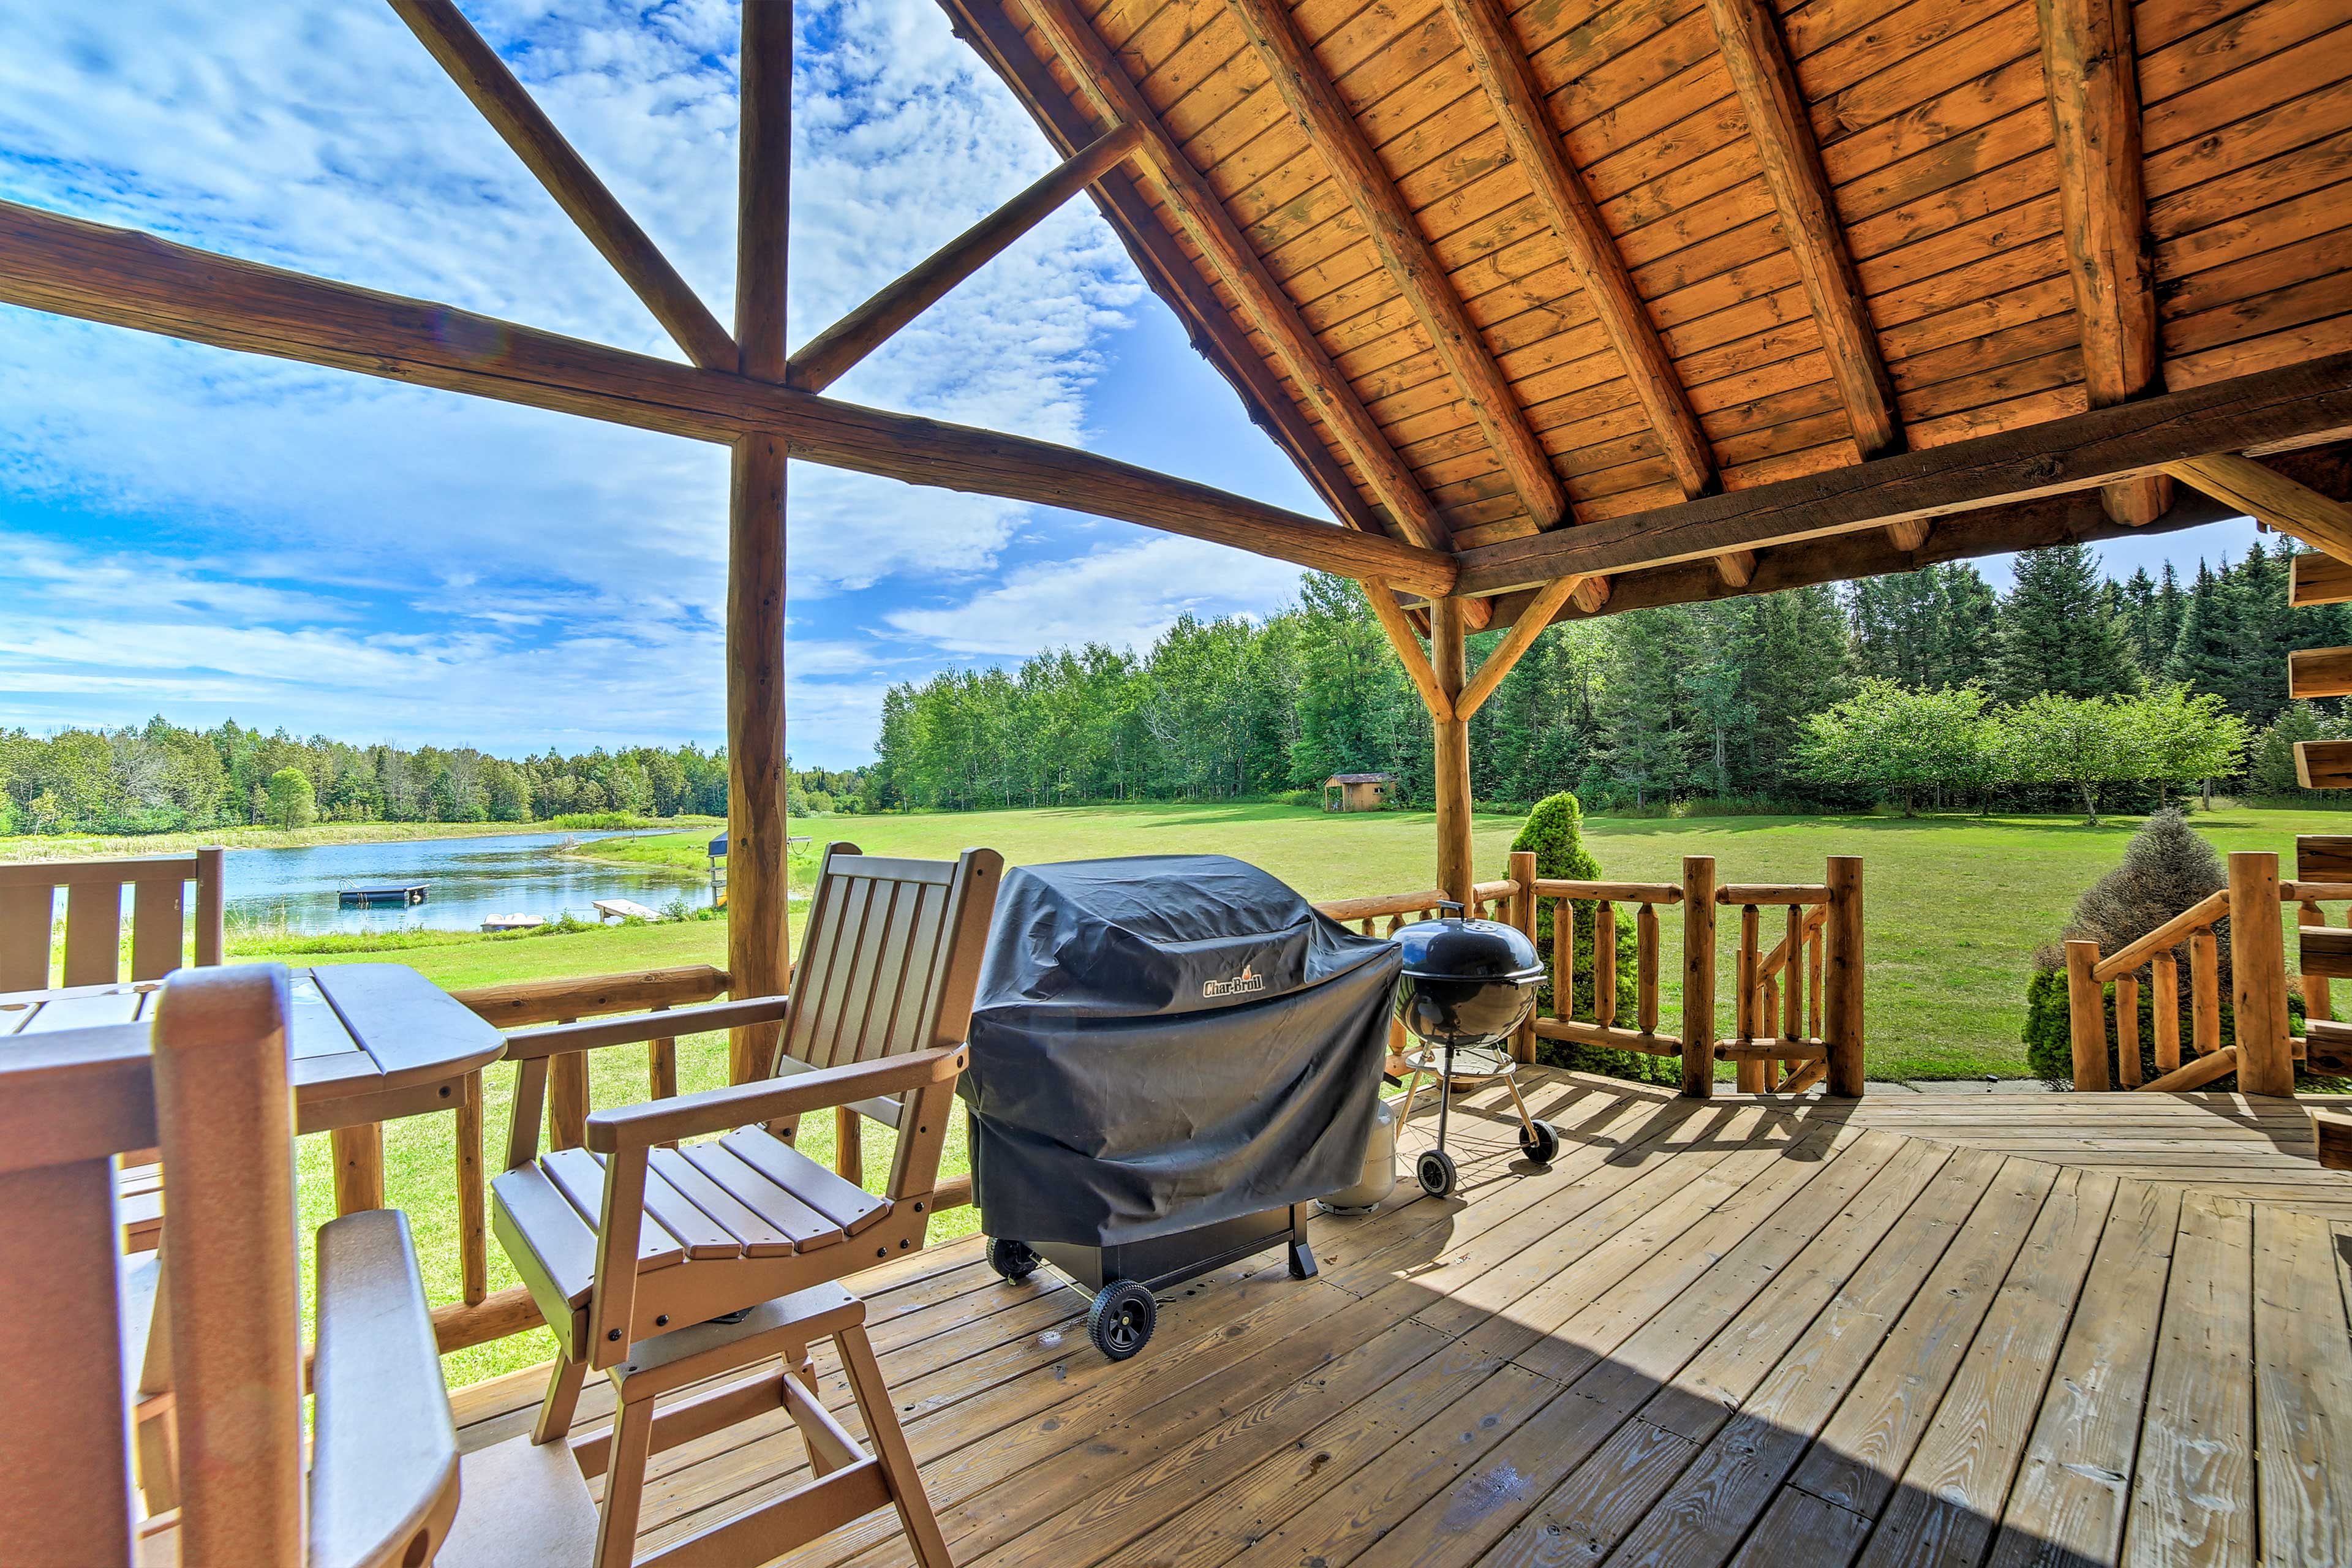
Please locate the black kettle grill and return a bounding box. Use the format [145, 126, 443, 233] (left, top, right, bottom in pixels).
[1393, 900, 1558, 1197]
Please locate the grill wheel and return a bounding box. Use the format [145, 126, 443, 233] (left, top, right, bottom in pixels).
[1088, 1280, 1156, 1359]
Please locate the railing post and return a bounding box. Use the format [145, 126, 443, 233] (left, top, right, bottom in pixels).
[457, 1069, 487, 1306]
[1825, 856, 1866, 1097]
[1680, 856, 1716, 1099]
[1509, 850, 1538, 1065]
[193, 844, 226, 967]
[2229, 850, 2294, 1096]
[2065, 938, 2109, 1092]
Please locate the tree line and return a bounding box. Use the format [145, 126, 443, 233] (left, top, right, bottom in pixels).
[0, 719, 737, 835]
[865, 539, 2352, 815]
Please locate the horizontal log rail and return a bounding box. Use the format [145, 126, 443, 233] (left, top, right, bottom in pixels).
[1533, 878, 1683, 905]
[2062, 852, 2296, 1095]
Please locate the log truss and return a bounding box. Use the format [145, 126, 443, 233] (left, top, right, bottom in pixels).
[4, 0, 2350, 633]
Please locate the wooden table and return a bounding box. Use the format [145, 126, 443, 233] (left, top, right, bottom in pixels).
[0, 963, 506, 1212]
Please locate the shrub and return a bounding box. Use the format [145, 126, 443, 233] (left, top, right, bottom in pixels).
[2032, 809, 2232, 998]
[2024, 965, 2306, 1087]
[547, 812, 658, 830]
[1510, 793, 1666, 1087]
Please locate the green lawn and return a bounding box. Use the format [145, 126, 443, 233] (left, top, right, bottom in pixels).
[227, 798, 2346, 1384]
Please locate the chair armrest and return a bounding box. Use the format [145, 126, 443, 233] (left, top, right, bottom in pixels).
[503, 995, 791, 1060]
[309, 1210, 461, 1568]
[586, 1046, 966, 1153]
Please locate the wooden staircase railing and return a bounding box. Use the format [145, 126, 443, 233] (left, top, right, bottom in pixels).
[2062, 850, 2298, 1095]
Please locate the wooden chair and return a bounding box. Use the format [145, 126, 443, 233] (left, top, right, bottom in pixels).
[0, 963, 597, 1568]
[0, 847, 227, 1255]
[0, 846, 225, 993]
[491, 842, 1001, 1568]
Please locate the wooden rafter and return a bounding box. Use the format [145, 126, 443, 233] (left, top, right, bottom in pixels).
[1453, 349, 2352, 595]
[1703, 0, 1901, 466]
[2166, 454, 2352, 564]
[1226, 0, 1567, 532]
[1014, 0, 1458, 556]
[386, 0, 736, 372]
[1436, 0, 1709, 502]
[935, 0, 1381, 543]
[0, 200, 1457, 596]
[2038, 0, 2170, 527]
[788, 123, 1142, 393]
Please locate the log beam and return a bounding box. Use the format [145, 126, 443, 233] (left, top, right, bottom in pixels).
[2165, 454, 2352, 564]
[1014, 0, 1457, 553]
[1366, 589, 1453, 723]
[0, 200, 1455, 597]
[1452, 575, 1582, 720]
[787, 123, 1142, 393]
[1227, 0, 1565, 531]
[728, 0, 793, 1086]
[1703, 0, 1911, 549]
[2037, 0, 2169, 527]
[1453, 348, 2352, 594]
[1476, 483, 2242, 629]
[1437, 0, 1708, 502]
[385, 0, 736, 372]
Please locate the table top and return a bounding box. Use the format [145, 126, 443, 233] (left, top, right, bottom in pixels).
[0, 963, 505, 1107]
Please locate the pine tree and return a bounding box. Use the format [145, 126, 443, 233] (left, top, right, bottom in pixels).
[1931, 564, 1999, 688]
[2166, 562, 2240, 712]
[1991, 544, 2142, 702]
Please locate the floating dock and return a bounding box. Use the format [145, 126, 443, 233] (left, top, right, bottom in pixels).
[339, 884, 427, 907]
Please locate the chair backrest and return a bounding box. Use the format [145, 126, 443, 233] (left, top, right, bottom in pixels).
[0, 962, 300, 1567]
[773, 843, 1004, 1079]
[0, 846, 226, 992]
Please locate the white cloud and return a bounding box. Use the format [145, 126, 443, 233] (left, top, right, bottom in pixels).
[884, 535, 1308, 657]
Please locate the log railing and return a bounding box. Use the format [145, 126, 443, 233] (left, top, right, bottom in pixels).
[2060, 850, 2297, 1095]
[1507, 853, 1864, 1099]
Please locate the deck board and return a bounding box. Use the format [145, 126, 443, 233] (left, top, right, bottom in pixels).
[449, 1070, 2352, 1568]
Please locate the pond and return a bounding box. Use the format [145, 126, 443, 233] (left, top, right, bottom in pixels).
[222, 829, 715, 936]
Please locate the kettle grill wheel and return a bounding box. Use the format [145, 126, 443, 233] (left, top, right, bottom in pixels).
[1415, 1147, 1458, 1198]
[1518, 1120, 1561, 1166]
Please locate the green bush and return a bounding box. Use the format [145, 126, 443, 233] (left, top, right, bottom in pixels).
[2023, 965, 2307, 1087]
[1511, 793, 1667, 1087]
[547, 812, 659, 830]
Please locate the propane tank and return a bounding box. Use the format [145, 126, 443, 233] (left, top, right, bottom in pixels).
[1317, 1095, 1398, 1215]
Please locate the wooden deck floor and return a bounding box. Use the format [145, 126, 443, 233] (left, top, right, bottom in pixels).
[450, 1070, 2352, 1567]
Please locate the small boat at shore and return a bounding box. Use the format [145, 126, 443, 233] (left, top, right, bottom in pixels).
[480, 913, 544, 932]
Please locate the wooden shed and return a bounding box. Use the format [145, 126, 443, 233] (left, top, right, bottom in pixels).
[1322, 771, 1395, 810]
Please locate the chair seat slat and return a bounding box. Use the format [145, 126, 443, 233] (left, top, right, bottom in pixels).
[537, 1149, 685, 1272]
[489, 1164, 602, 1308]
[721, 1128, 889, 1237]
[648, 1147, 796, 1257]
[679, 1142, 845, 1252]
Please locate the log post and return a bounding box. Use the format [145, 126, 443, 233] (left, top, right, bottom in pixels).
[1825, 856, 1866, 1096]
[1509, 850, 1538, 1064]
[1681, 856, 1716, 1098]
[457, 1069, 486, 1306]
[2229, 850, 2295, 1096]
[194, 845, 225, 967]
[1432, 598, 1475, 907]
[2065, 938, 2109, 1092]
[727, 0, 793, 1085]
[1736, 903, 1763, 1093]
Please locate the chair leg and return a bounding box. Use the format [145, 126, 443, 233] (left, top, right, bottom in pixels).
[834, 1322, 952, 1568]
[593, 1389, 657, 1568]
[534, 1353, 590, 1445]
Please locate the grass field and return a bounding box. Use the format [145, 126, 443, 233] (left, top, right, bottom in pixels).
[225, 797, 2345, 1384]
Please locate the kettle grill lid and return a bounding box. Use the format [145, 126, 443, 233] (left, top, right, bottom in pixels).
[1392, 903, 1544, 982]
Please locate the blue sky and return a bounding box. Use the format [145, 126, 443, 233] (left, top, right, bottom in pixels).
[0, 0, 2261, 767]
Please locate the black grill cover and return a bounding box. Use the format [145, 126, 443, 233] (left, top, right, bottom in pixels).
[960, 854, 1401, 1247]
